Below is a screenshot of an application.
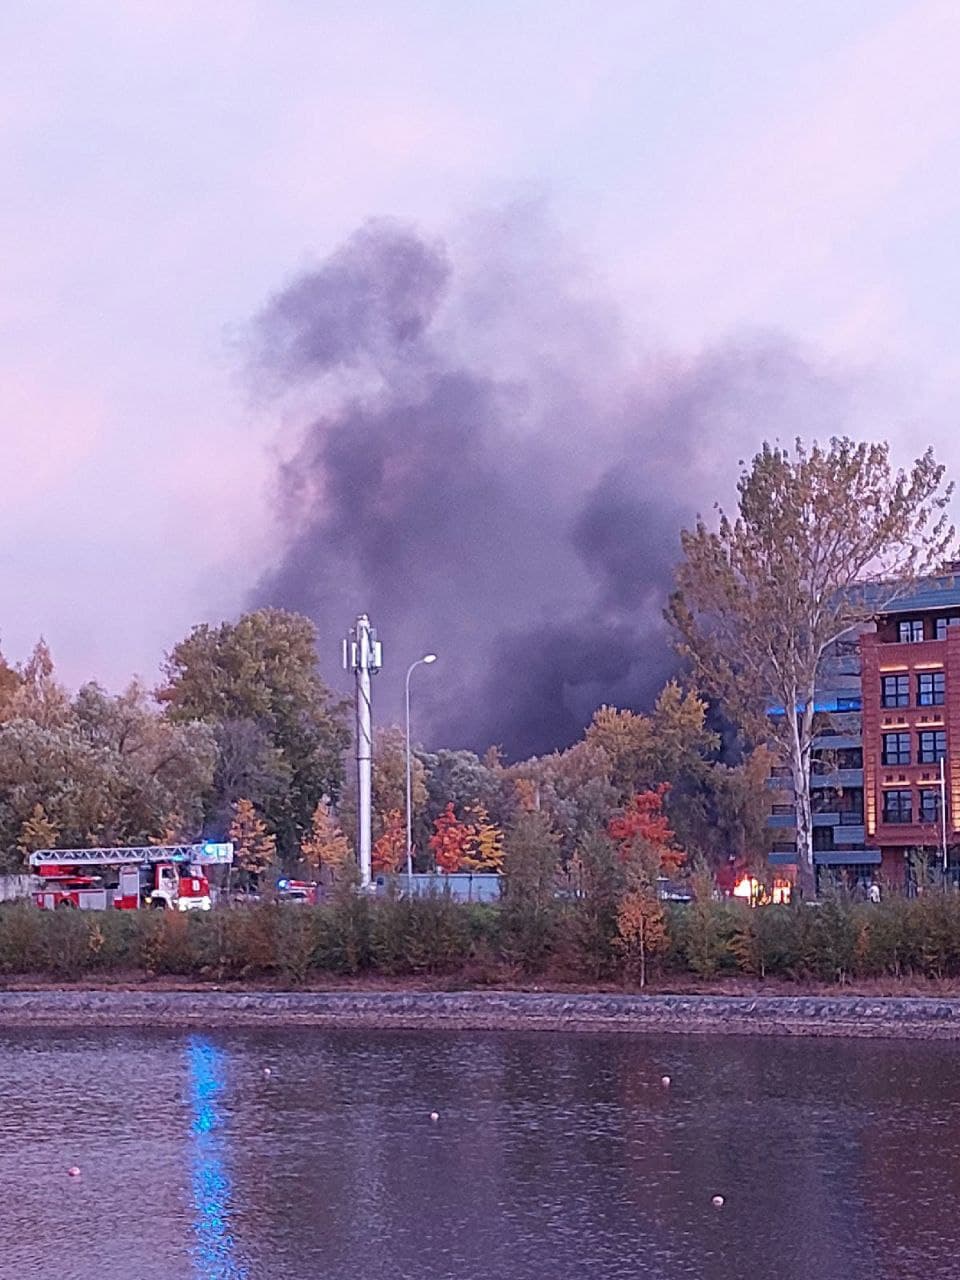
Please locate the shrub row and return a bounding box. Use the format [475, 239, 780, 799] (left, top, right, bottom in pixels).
[7, 891, 960, 984]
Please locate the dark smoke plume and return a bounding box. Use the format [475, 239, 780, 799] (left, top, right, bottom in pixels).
[251, 207, 846, 759]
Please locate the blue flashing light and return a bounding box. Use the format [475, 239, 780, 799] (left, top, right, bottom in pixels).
[278, 878, 288, 890]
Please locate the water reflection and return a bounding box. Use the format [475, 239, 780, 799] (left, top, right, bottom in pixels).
[188, 1036, 246, 1280]
[1, 1028, 960, 1279]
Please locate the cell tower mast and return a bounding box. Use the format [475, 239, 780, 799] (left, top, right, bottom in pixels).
[342, 614, 382, 889]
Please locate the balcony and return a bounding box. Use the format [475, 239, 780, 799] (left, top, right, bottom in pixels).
[812, 733, 862, 751]
[813, 850, 881, 867]
[810, 768, 864, 789]
[834, 824, 866, 845]
[767, 812, 796, 829]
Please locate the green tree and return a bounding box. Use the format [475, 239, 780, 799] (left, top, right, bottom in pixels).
[73, 681, 216, 842]
[569, 829, 623, 978]
[208, 717, 290, 836]
[0, 719, 116, 863]
[500, 809, 560, 970]
[158, 609, 350, 857]
[669, 438, 954, 896]
[509, 739, 618, 861]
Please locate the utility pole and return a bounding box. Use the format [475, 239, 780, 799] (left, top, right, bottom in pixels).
[940, 755, 949, 878]
[405, 654, 437, 886]
[343, 615, 382, 889]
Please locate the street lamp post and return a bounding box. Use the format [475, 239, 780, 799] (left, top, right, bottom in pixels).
[405, 654, 437, 886]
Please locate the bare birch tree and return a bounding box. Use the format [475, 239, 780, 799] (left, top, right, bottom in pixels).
[668, 438, 954, 897]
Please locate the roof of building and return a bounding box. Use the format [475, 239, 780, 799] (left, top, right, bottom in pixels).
[861, 570, 960, 617]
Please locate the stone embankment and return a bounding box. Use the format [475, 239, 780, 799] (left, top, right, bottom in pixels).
[2, 990, 960, 1037]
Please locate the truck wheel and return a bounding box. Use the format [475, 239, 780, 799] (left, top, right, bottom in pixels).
[151, 898, 168, 909]
[56, 900, 76, 910]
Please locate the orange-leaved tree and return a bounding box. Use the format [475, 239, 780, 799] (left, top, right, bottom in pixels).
[301, 798, 352, 881]
[607, 785, 684, 877]
[229, 797, 277, 885]
[372, 807, 406, 874]
[616, 890, 668, 989]
[429, 802, 471, 873]
[608, 785, 682, 988]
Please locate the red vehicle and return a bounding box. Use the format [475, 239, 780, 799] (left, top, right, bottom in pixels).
[276, 878, 319, 905]
[30, 843, 233, 911]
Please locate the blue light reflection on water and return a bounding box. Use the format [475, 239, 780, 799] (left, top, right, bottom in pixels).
[187, 1036, 247, 1280]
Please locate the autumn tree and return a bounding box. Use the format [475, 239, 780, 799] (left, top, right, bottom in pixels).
[616, 886, 667, 989]
[372, 808, 406, 875]
[17, 804, 59, 857]
[608, 786, 685, 879]
[10, 639, 70, 727]
[229, 797, 277, 884]
[417, 748, 504, 851]
[669, 438, 954, 896]
[460, 804, 505, 873]
[586, 683, 718, 803]
[0, 647, 21, 723]
[301, 799, 351, 882]
[429, 802, 471, 873]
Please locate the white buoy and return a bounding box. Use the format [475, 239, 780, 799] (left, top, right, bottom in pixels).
[661, 1075, 671, 1087]
[712, 1195, 724, 1208]
[429, 1111, 439, 1122]
[68, 1167, 81, 1178]
[263, 1067, 272, 1078]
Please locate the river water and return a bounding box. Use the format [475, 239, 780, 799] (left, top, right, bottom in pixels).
[1, 1025, 957, 1279]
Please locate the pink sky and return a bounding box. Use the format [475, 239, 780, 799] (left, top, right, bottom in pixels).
[3, 0, 960, 689]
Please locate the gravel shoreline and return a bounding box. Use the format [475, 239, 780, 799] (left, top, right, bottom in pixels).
[2, 990, 960, 1038]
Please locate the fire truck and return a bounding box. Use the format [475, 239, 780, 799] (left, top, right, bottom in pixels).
[29, 843, 233, 911]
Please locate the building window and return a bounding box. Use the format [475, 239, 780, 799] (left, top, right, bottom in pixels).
[881, 675, 910, 708]
[882, 732, 911, 765]
[917, 730, 947, 764]
[899, 620, 925, 643]
[812, 827, 836, 851]
[882, 789, 913, 824]
[918, 672, 946, 706]
[835, 748, 864, 770]
[919, 788, 943, 824]
[935, 617, 960, 640]
[770, 804, 794, 816]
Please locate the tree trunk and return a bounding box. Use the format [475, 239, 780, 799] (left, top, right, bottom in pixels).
[790, 696, 816, 900]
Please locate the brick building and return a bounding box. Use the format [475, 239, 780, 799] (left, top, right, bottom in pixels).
[767, 572, 960, 890]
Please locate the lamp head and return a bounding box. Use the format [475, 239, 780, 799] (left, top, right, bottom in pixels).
[423, 654, 438, 664]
